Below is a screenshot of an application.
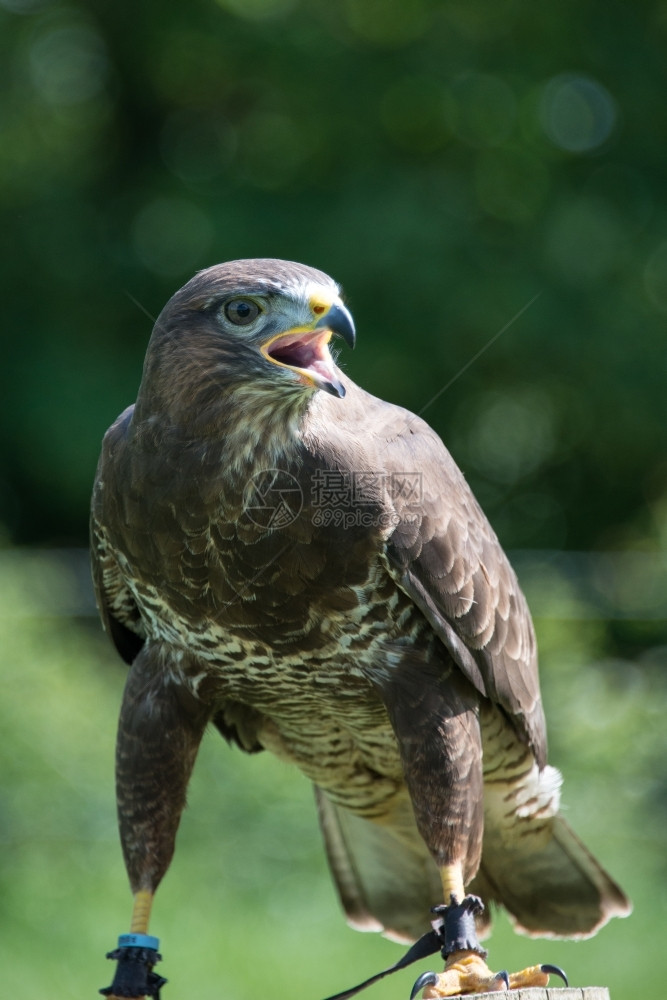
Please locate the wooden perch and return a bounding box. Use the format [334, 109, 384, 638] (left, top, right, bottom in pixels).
[445, 990, 610, 999]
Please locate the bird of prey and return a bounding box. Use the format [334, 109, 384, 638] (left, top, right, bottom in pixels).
[92, 259, 630, 999]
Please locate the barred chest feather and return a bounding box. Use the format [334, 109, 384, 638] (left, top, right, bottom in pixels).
[125, 552, 429, 690]
[103, 409, 440, 813]
[123, 553, 434, 817]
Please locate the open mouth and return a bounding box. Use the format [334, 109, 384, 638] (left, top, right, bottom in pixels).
[262, 330, 346, 397]
[261, 303, 355, 399]
[264, 330, 335, 382]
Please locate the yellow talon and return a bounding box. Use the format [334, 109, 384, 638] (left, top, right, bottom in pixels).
[422, 952, 504, 996]
[507, 965, 550, 989]
[420, 952, 560, 996]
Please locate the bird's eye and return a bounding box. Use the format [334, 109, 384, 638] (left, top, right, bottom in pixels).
[224, 298, 261, 326]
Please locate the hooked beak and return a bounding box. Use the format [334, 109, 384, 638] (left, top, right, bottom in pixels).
[314, 302, 356, 350]
[260, 301, 356, 398]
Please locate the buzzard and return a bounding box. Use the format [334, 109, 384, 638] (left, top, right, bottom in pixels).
[92, 259, 629, 999]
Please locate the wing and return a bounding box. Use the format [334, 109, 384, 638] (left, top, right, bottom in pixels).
[304, 380, 545, 762]
[382, 408, 546, 762]
[90, 405, 146, 665]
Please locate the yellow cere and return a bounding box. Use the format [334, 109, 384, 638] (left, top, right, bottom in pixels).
[308, 291, 337, 318]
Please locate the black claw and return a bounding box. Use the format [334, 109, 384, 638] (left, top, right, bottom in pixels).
[541, 963, 569, 987]
[492, 970, 510, 990]
[409, 971, 438, 999]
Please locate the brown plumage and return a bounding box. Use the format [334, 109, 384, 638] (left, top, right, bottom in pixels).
[92, 259, 629, 995]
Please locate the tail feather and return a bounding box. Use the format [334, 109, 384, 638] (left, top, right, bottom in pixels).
[472, 813, 631, 938]
[316, 776, 630, 943]
[315, 786, 444, 942]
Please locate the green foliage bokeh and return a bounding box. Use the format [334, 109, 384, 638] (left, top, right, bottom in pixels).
[1, 0, 666, 553]
[1, 2, 666, 999]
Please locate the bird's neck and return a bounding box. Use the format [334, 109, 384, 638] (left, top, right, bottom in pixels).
[134, 382, 313, 486]
[218, 386, 309, 478]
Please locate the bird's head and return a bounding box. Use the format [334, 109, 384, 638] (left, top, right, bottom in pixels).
[137, 259, 356, 429]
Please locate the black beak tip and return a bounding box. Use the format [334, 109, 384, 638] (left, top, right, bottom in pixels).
[316, 302, 356, 350]
[322, 379, 346, 399]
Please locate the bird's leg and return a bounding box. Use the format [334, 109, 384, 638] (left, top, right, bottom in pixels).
[380, 664, 566, 996]
[100, 645, 210, 1000]
[131, 889, 154, 934]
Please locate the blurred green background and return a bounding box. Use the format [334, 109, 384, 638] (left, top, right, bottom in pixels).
[1, 1, 666, 998]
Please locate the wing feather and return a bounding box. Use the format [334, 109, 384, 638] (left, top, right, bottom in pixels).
[382, 412, 546, 760]
[90, 405, 146, 665]
[305, 383, 545, 760]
